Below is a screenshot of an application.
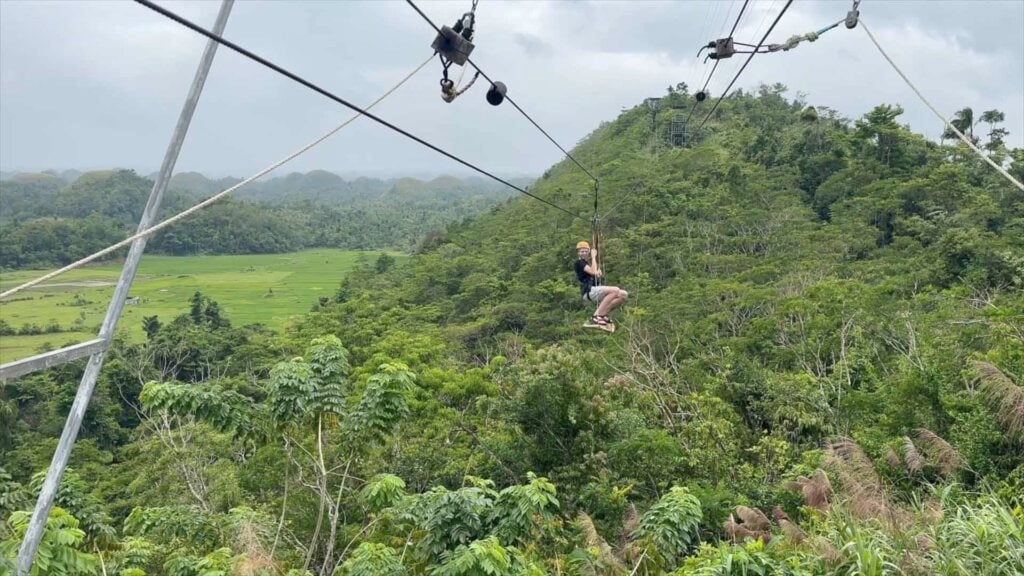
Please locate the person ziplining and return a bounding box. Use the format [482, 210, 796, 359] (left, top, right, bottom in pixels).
[575, 240, 627, 333]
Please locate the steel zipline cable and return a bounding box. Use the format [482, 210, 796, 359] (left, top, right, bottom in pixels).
[133, 0, 582, 220]
[697, 0, 794, 131]
[683, 0, 750, 127]
[404, 0, 599, 186]
[404, 0, 603, 236]
[0, 54, 435, 300]
[727, 0, 751, 39]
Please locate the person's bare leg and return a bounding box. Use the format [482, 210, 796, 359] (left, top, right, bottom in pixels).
[597, 292, 624, 317]
[602, 289, 628, 317]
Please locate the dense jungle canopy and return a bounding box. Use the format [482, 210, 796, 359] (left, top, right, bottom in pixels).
[2, 84, 1023, 575]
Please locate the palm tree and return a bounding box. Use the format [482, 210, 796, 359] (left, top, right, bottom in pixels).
[943, 107, 977, 144]
[979, 109, 1007, 151]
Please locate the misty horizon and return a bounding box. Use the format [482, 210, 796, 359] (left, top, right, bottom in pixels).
[0, 167, 539, 183]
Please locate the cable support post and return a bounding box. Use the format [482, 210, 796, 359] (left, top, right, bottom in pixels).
[14, 3, 234, 572]
[134, 0, 583, 221]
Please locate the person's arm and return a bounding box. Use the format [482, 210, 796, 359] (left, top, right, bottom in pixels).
[584, 250, 602, 277]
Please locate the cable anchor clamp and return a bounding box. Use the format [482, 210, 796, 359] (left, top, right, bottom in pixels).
[846, 0, 861, 28]
[703, 37, 737, 62]
[431, 25, 475, 66]
[845, 9, 859, 29]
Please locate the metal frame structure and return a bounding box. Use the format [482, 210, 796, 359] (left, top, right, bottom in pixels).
[11, 2, 234, 572]
[670, 119, 689, 147]
[0, 339, 108, 382]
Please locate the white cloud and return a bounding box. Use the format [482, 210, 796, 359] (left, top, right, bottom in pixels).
[1, 0, 1021, 176]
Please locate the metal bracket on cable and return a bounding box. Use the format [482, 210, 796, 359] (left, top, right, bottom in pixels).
[846, 0, 861, 29]
[431, 25, 475, 65]
[698, 37, 735, 61]
[699, 37, 772, 62]
[702, 0, 856, 61]
[432, 0, 480, 102]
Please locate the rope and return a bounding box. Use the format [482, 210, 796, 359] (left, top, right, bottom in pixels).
[442, 70, 480, 103]
[133, 0, 582, 217]
[405, 0, 600, 185]
[697, 0, 794, 132]
[861, 20, 1023, 191]
[767, 20, 842, 52]
[0, 54, 434, 300]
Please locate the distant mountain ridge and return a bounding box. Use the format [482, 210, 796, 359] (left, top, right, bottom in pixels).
[0, 169, 536, 267]
[1, 169, 533, 207]
[163, 170, 532, 206]
[0, 169, 83, 183]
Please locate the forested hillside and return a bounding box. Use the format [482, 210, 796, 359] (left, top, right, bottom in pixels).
[0, 171, 520, 268]
[2, 85, 1022, 575]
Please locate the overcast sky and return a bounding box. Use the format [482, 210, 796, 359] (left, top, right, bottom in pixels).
[1, 0, 1021, 178]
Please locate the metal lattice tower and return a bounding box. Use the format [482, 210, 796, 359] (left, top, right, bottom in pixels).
[8, 2, 234, 573]
[670, 119, 688, 147]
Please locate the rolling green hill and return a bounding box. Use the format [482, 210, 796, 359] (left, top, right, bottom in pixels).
[0, 249, 391, 363]
[2, 85, 1021, 575]
[0, 170, 527, 268]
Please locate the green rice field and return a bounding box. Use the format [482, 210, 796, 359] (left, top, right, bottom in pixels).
[0, 249, 397, 364]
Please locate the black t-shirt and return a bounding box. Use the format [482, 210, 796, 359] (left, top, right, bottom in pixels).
[575, 258, 600, 296]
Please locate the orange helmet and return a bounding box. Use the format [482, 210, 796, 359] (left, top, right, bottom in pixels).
[576, 241, 591, 250]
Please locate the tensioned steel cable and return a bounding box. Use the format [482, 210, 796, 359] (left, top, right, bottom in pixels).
[683, 0, 750, 127]
[696, 0, 794, 131]
[404, 0, 599, 186]
[0, 54, 436, 300]
[727, 0, 750, 39]
[134, 0, 582, 220]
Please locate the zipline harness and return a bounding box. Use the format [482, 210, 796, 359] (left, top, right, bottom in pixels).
[433, 0, 482, 102]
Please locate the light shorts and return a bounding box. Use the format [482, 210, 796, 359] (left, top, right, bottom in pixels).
[583, 285, 612, 305]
